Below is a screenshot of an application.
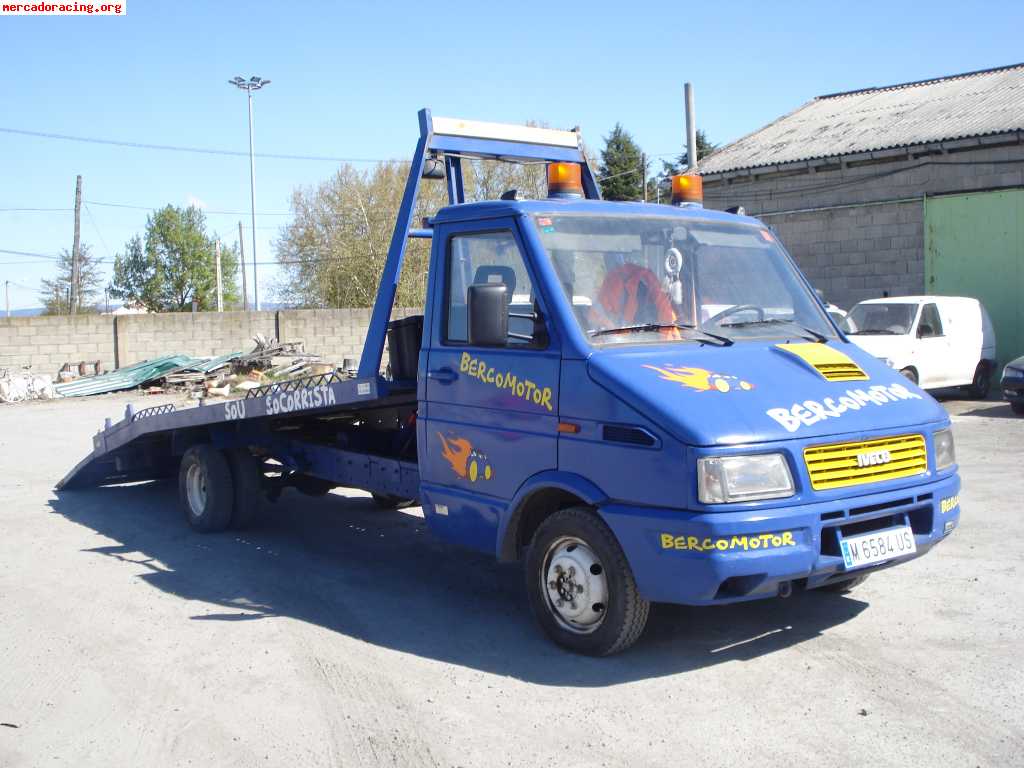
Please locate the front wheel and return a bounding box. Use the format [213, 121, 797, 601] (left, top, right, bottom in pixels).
[900, 367, 918, 385]
[525, 508, 649, 656]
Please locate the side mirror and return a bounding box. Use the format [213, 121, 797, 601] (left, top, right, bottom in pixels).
[917, 324, 933, 338]
[468, 283, 508, 347]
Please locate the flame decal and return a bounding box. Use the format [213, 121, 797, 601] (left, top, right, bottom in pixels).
[437, 433, 494, 482]
[644, 364, 753, 393]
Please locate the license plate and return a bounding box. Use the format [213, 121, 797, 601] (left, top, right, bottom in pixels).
[840, 526, 916, 570]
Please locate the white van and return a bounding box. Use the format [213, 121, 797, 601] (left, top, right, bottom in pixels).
[844, 296, 997, 396]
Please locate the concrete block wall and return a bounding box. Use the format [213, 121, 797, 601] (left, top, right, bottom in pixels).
[0, 307, 424, 376]
[769, 201, 924, 308]
[114, 311, 278, 366]
[0, 314, 115, 373]
[279, 308, 420, 367]
[702, 138, 1024, 309]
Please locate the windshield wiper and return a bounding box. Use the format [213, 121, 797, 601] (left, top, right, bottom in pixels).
[718, 318, 829, 342]
[589, 322, 733, 346]
[848, 329, 899, 335]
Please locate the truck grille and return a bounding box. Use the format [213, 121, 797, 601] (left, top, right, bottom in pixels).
[804, 434, 927, 491]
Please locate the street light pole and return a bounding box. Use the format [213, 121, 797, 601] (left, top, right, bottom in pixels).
[229, 75, 271, 311]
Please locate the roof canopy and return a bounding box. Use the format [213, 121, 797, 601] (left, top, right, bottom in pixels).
[700, 63, 1024, 175]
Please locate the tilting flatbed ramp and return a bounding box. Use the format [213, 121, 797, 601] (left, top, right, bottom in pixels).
[58, 372, 390, 489]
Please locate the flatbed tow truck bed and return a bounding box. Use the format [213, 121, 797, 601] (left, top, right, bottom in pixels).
[59, 371, 420, 499]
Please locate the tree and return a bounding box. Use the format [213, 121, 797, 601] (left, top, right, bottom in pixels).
[598, 124, 645, 201]
[39, 243, 103, 315]
[275, 154, 552, 309]
[110, 205, 240, 312]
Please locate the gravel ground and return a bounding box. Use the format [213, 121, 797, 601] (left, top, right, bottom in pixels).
[0, 392, 1021, 767]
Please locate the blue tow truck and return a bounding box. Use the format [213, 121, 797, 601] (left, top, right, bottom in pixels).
[61, 111, 962, 655]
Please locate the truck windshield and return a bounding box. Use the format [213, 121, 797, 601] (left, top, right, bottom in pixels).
[845, 303, 917, 335]
[532, 214, 835, 345]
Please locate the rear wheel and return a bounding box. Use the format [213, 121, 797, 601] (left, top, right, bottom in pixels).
[900, 367, 918, 385]
[819, 573, 869, 594]
[525, 507, 649, 656]
[178, 445, 233, 533]
[966, 362, 991, 399]
[226, 448, 264, 529]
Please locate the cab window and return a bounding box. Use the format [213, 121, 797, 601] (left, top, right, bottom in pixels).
[918, 303, 944, 338]
[445, 230, 541, 346]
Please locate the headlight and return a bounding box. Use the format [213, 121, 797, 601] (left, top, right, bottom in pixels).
[698, 453, 794, 504]
[934, 428, 956, 471]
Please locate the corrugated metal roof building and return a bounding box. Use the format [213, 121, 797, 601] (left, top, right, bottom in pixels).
[699, 63, 1024, 367]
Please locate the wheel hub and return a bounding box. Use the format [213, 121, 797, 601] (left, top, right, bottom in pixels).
[542, 537, 608, 634]
[186, 462, 208, 514]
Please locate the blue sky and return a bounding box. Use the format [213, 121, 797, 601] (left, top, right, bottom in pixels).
[1, 0, 1022, 309]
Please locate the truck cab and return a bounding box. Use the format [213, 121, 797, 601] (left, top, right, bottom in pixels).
[383, 116, 960, 654]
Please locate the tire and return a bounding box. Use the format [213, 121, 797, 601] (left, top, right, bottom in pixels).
[525, 507, 649, 656]
[966, 362, 991, 399]
[178, 445, 234, 533]
[1011, 401, 1024, 416]
[371, 492, 413, 509]
[225, 448, 264, 529]
[899, 367, 918, 385]
[819, 573, 869, 594]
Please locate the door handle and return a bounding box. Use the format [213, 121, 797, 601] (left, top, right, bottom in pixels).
[427, 368, 458, 384]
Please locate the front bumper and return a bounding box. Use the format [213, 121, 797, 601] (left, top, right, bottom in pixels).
[600, 472, 961, 605]
[1002, 376, 1024, 406]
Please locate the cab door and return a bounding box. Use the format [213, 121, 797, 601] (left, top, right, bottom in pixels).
[419, 218, 560, 553]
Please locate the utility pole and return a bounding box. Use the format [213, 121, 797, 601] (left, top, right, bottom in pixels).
[5, 280, 9, 318]
[684, 82, 697, 172]
[71, 174, 82, 314]
[641, 152, 647, 203]
[238, 220, 248, 311]
[215, 240, 224, 312]
[229, 75, 271, 312]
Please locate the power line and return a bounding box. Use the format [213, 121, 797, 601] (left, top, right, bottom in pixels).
[83, 203, 112, 258]
[0, 207, 73, 213]
[0, 248, 59, 260]
[85, 199, 297, 216]
[0, 126, 401, 164]
[2, 279, 37, 292]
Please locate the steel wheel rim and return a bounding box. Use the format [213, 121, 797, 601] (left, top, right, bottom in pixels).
[186, 462, 207, 515]
[540, 535, 608, 635]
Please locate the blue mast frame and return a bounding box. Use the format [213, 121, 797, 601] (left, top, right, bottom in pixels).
[357, 108, 600, 380]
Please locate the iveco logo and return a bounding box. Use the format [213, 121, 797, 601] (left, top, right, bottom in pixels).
[856, 449, 892, 468]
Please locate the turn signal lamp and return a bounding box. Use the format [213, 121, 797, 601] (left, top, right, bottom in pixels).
[547, 162, 584, 198]
[671, 174, 703, 206]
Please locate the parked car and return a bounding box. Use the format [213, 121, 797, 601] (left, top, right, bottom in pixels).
[1001, 356, 1024, 414]
[844, 296, 996, 397]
